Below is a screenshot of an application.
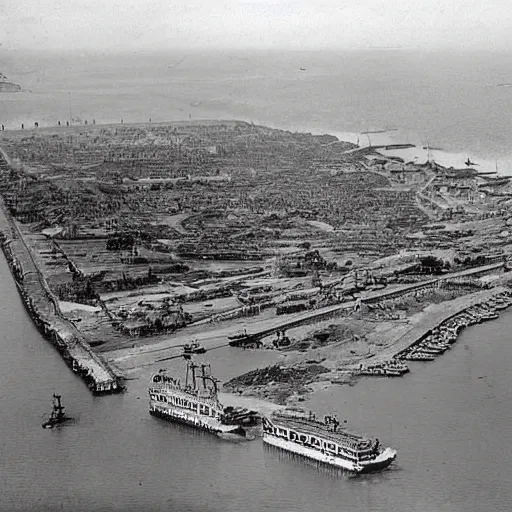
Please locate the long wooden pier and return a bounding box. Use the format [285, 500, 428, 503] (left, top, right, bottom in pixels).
[0, 164, 123, 394]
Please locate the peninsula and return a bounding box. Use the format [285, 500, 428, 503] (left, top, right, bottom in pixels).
[1, 119, 511, 405]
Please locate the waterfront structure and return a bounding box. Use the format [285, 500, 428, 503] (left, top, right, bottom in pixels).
[149, 362, 259, 436]
[262, 409, 397, 473]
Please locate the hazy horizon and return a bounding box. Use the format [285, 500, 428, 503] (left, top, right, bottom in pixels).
[2, 0, 512, 52]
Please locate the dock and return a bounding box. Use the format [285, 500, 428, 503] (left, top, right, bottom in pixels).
[0, 192, 123, 394]
[366, 286, 507, 365]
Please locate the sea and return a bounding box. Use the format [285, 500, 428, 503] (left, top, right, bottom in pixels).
[1, 49, 512, 511]
[2, 49, 512, 172]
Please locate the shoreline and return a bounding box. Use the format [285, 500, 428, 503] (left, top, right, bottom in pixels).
[1, 118, 512, 408]
[221, 282, 512, 405]
[1, 114, 508, 176]
[0, 171, 123, 394]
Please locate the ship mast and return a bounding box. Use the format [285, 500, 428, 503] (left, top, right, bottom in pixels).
[198, 364, 219, 395]
[201, 364, 209, 389]
[53, 394, 65, 419]
[190, 362, 198, 389]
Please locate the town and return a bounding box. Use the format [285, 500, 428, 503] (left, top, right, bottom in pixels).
[1, 119, 512, 403]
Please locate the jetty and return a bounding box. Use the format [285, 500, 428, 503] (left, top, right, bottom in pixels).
[0, 177, 122, 394]
[325, 287, 512, 382]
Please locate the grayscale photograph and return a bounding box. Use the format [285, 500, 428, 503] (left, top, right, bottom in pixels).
[1, 1, 511, 511]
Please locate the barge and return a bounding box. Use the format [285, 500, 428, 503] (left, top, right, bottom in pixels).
[262, 408, 397, 473]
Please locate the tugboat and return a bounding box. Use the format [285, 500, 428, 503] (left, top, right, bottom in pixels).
[42, 394, 73, 429]
[149, 362, 260, 437]
[182, 341, 206, 359]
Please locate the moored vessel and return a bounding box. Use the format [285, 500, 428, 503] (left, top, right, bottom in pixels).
[42, 394, 74, 429]
[182, 341, 206, 359]
[149, 362, 259, 437]
[262, 408, 397, 473]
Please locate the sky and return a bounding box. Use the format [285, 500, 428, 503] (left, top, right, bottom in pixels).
[1, 0, 512, 52]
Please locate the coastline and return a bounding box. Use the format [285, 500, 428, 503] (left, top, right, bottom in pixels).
[0, 180, 123, 394]
[4, 46, 512, 178]
[1, 117, 512, 408]
[318, 128, 507, 177]
[221, 279, 512, 404]
[0, 111, 508, 176]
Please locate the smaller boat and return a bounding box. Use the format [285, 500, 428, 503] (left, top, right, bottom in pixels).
[228, 329, 261, 347]
[183, 341, 206, 358]
[228, 330, 249, 341]
[42, 394, 74, 429]
[493, 297, 509, 310]
[403, 351, 436, 362]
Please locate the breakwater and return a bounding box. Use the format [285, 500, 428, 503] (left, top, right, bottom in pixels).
[0, 194, 123, 394]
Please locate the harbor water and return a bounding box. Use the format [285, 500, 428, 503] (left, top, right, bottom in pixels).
[2, 48, 512, 511]
[1, 234, 512, 511]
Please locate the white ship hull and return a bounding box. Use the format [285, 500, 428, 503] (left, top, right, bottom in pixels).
[149, 403, 244, 435]
[263, 433, 396, 473]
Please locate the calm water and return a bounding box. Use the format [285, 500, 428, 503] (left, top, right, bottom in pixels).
[1, 243, 512, 511]
[2, 49, 512, 172]
[2, 49, 512, 510]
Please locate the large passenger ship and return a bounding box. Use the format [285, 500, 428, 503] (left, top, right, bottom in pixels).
[149, 362, 259, 436]
[262, 409, 397, 473]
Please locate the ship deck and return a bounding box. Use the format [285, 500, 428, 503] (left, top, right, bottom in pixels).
[271, 414, 373, 449]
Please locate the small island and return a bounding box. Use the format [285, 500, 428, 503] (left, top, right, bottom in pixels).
[0, 73, 21, 92]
